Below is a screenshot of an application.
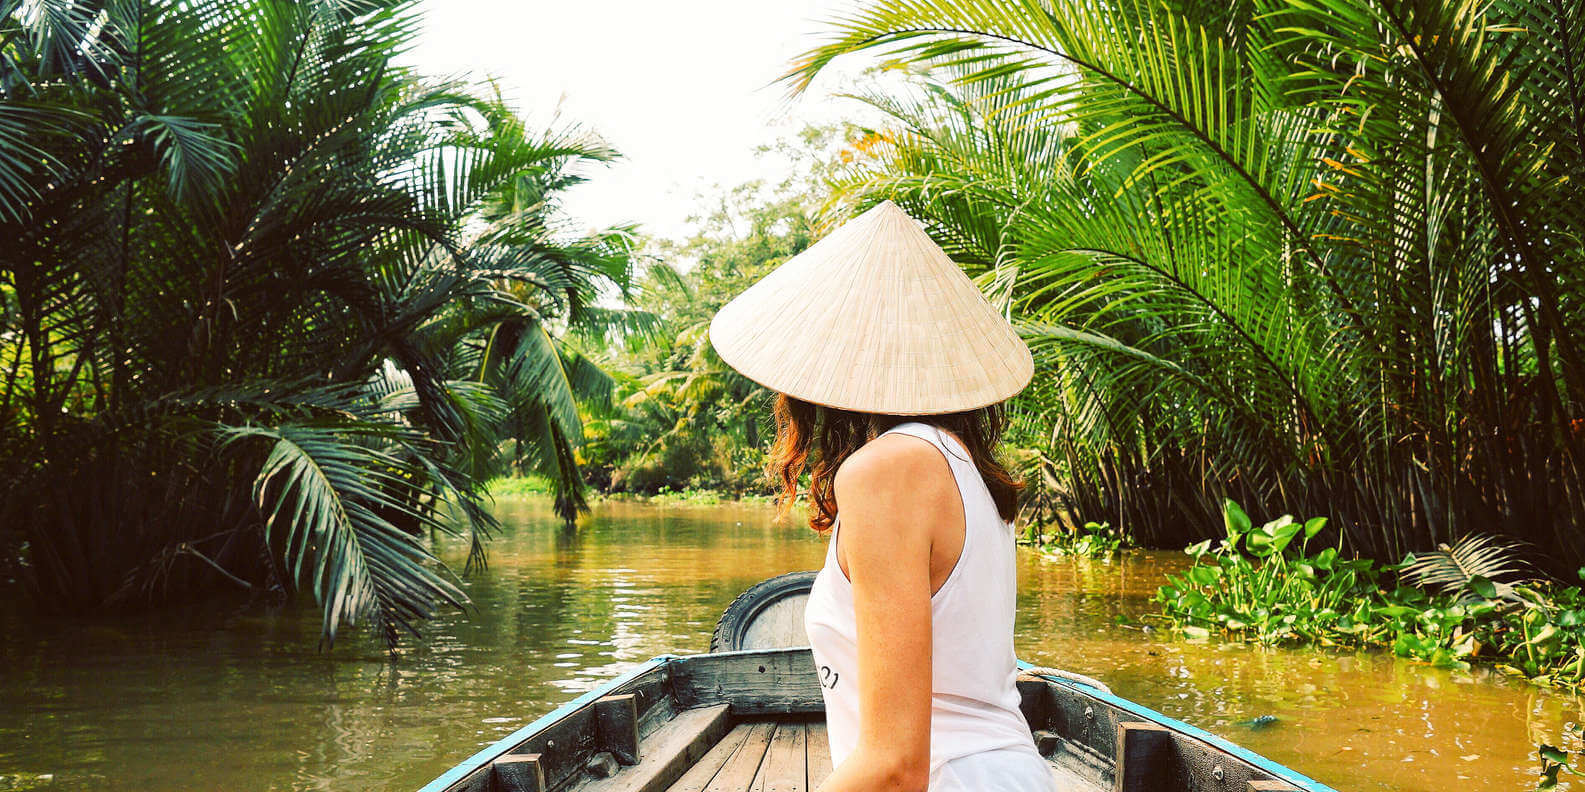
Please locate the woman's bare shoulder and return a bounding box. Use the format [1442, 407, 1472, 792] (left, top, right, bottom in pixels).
[833, 433, 955, 510]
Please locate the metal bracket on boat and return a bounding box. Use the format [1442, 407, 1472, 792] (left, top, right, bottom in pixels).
[1019, 665, 1113, 694]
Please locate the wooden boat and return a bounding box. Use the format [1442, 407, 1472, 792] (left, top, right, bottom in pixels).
[418, 573, 1336, 792]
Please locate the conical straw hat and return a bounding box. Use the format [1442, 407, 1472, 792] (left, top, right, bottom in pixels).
[709, 200, 1033, 415]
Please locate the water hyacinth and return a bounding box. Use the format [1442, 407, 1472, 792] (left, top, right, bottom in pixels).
[1155, 500, 1585, 691]
[1030, 520, 1129, 560]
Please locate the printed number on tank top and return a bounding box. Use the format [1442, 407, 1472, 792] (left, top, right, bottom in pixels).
[818, 664, 839, 689]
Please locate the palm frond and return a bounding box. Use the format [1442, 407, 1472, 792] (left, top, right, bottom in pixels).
[789, 0, 1585, 564]
[1, 0, 634, 646]
[1399, 534, 1534, 602]
[220, 420, 468, 647]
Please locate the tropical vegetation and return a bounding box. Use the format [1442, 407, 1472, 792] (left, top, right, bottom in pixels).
[7, 0, 1585, 665]
[0, 0, 637, 646]
[1029, 520, 1130, 559]
[786, 0, 1585, 569]
[576, 127, 855, 497]
[1157, 500, 1585, 691]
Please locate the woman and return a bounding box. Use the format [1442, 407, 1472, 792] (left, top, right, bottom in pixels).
[708, 200, 1055, 792]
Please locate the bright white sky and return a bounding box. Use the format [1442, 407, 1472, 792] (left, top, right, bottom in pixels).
[405, 0, 878, 241]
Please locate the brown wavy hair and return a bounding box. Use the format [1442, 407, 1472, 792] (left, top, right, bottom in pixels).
[766, 393, 1023, 532]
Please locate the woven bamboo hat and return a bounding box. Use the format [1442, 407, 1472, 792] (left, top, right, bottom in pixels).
[708, 200, 1033, 415]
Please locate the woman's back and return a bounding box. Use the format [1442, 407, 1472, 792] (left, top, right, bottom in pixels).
[804, 421, 1046, 786]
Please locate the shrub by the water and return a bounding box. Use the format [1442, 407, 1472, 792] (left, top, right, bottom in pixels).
[1029, 520, 1130, 560]
[1156, 500, 1585, 692]
[488, 476, 558, 498]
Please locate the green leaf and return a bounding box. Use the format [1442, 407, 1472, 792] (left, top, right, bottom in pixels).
[1312, 547, 1338, 570]
[220, 419, 472, 647]
[1268, 519, 1303, 555]
[1303, 517, 1328, 539]
[1244, 529, 1276, 557]
[1531, 625, 1561, 646]
[1223, 499, 1251, 545]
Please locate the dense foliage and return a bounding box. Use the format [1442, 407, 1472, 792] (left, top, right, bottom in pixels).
[1032, 520, 1129, 559]
[1157, 501, 1585, 691]
[790, 0, 1585, 566]
[579, 129, 853, 496]
[0, 0, 635, 645]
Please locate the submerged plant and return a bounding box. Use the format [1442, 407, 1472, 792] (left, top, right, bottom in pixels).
[1539, 725, 1585, 790]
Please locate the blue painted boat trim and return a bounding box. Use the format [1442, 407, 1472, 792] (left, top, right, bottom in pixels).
[1015, 659, 1337, 792]
[416, 654, 678, 792]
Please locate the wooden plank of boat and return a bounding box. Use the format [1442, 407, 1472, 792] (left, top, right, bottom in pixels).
[669, 647, 823, 715]
[803, 722, 831, 787]
[747, 719, 806, 792]
[417, 647, 1336, 792]
[667, 721, 767, 792]
[698, 720, 774, 792]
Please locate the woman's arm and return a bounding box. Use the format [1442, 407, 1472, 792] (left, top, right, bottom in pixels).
[814, 434, 961, 792]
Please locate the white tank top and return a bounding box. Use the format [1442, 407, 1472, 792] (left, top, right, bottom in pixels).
[803, 421, 1039, 776]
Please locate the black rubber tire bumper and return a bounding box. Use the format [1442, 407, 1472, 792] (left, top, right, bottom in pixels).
[710, 570, 819, 652]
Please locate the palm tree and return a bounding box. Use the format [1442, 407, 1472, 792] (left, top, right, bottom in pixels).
[788, 0, 1585, 565]
[0, 0, 635, 645]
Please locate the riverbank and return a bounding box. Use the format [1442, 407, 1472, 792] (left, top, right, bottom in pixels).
[488, 476, 773, 506]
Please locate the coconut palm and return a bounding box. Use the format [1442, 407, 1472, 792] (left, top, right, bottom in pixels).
[0, 0, 636, 645]
[789, 0, 1585, 565]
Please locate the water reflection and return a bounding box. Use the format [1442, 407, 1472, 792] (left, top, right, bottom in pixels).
[0, 498, 1578, 791]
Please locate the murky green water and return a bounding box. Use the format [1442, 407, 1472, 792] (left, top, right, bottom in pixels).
[0, 498, 1578, 791]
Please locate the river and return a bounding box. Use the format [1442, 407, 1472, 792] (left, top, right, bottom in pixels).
[0, 498, 1578, 791]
